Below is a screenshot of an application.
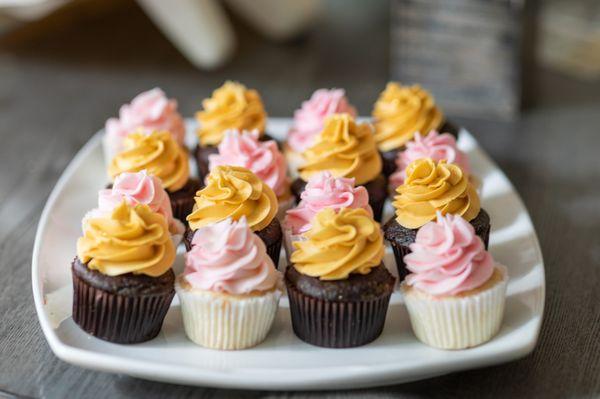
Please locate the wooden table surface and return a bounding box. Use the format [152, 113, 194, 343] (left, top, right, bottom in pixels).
[0, 1, 599, 398]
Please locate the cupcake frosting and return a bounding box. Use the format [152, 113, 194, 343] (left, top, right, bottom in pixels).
[77, 201, 175, 277]
[404, 213, 494, 296]
[196, 81, 267, 146]
[288, 89, 357, 153]
[285, 171, 372, 235]
[184, 218, 280, 295]
[187, 165, 278, 232]
[208, 130, 288, 197]
[389, 131, 470, 188]
[299, 113, 382, 185]
[291, 208, 384, 280]
[108, 131, 189, 192]
[105, 88, 185, 153]
[393, 158, 480, 229]
[372, 83, 443, 152]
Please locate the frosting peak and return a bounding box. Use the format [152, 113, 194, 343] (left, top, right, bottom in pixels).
[404, 213, 494, 296]
[285, 171, 372, 235]
[196, 81, 267, 146]
[77, 202, 175, 277]
[108, 131, 190, 192]
[291, 208, 384, 280]
[288, 89, 357, 153]
[298, 113, 382, 185]
[187, 165, 278, 232]
[372, 83, 444, 152]
[184, 218, 280, 295]
[208, 130, 289, 197]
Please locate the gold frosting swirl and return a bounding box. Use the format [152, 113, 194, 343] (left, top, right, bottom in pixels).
[196, 81, 267, 146]
[393, 158, 480, 229]
[291, 207, 384, 280]
[187, 165, 277, 232]
[372, 83, 444, 152]
[77, 202, 175, 277]
[298, 114, 382, 185]
[108, 131, 189, 192]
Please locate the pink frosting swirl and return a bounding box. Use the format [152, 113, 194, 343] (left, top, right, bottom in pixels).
[404, 213, 494, 296]
[285, 171, 372, 234]
[105, 88, 185, 153]
[389, 131, 470, 189]
[287, 89, 357, 153]
[184, 218, 281, 294]
[208, 130, 288, 197]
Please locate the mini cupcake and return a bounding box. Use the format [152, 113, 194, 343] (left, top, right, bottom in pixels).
[286, 208, 395, 348]
[372, 82, 458, 177]
[283, 171, 372, 260]
[285, 89, 357, 178]
[176, 217, 282, 350]
[73, 201, 176, 343]
[401, 213, 508, 350]
[103, 88, 185, 165]
[108, 130, 201, 221]
[383, 158, 490, 280]
[208, 129, 294, 219]
[84, 170, 185, 245]
[292, 113, 386, 221]
[185, 165, 282, 265]
[195, 81, 272, 181]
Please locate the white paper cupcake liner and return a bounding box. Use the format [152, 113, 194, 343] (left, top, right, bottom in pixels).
[175, 280, 282, 350]
[401, 265, 508, 350]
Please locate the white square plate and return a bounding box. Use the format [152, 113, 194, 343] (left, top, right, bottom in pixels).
[32, 118, 545, 390]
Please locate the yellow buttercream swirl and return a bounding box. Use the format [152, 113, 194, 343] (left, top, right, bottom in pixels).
[393, 158, 480, 229]
[291, 207, 384, 281]
[187, 165, 277, 232]
[108, 131, 189, 192]
[196, 81, 267, 146]
[372, 83, 444, 152]
[77, 202, 175, 277]
[298, 114, 382, 185]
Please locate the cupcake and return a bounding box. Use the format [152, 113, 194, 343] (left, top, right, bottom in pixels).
[401, 213, 508, 349]
[185, 165, 282, 265]
[291, 113, 386, 221]
[372, 82, 458, 177]
[286, 208, 395, 348]
[108, 130, 201, 221]
[195, 81, 272, 181]
[285, 89, 357, 178]
[176, 217, 282, 350]
[208, 129, 294, 219]
[283, 171, 372, 260]
[383, 158, 490, 280]
[84, 170, 185, 246]
[73, 201, 176, 343]
[103, 88, 185, 165]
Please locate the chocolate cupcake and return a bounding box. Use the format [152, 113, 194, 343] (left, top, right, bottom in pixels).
[194, 81, 269, 181]
[286, 208, 395, 348]
[383, 158, 489, 280]
[291, 114, 387, 221]
[108, 130, 200, 222]
[372, 82, 457, 177]
[73, 202, 176, 343]
[185, 165, 282, 265]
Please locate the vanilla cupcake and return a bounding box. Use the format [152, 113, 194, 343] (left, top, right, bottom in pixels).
[208, 129, 294, 219]
[401, 213, 508, 350]
[103, 88, 185, 165]
[176, 217, 282, 350]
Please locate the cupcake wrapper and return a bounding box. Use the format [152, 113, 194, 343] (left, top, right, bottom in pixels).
[369, 195, 385, 223]
[176, 283, 282, 350]
[401, 267, 508, 350]
[72, 272, 175, 344]
[170, 195, 195, 223]
[276, 195, 296, 222]
[265, 237, 283, 268]
[286, 281, 392, 348]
